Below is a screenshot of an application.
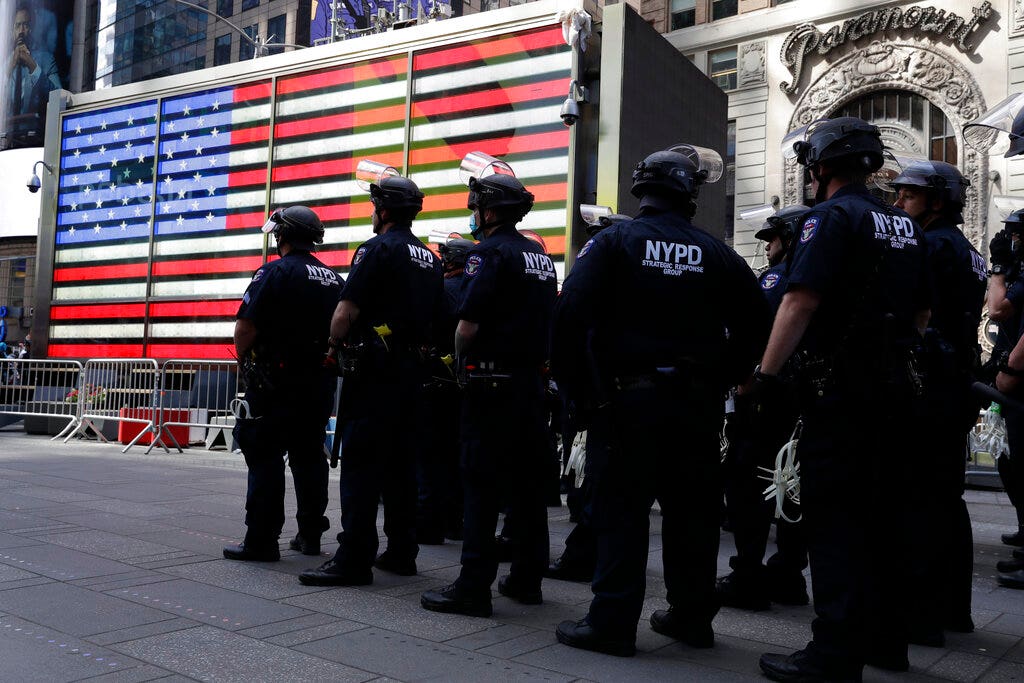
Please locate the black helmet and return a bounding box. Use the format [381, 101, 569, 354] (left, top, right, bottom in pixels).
[754, 204, 809, 243]
[630, 150, 705, 200]
[891, 160, 970, 220]
[1008, 108, 1024, 158]
[262, 205, 325, 250]
[467, 174, 534, 220]
[438, 238, 476, 269]
[1004, 208, 1024, 234]
[370, 175, 424, 214]
[792, 117, 884, 173]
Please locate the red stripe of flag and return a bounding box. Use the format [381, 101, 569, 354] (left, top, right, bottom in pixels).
[227, 168, 267, 187]
[233, 82, 272, 102]
[50, 302, 148, 320]
[145, 343, 234, 360]
[318, 203, 373, 223]
[152, 256, 264, 277]
[274, 104, 407, 140]
[276, 58, 407, 96]
[422, 182, 567, 213]
[413, 79, 567, 118]
[413, 26, 564, 71]
[226, 212, 265, 229]
[149, 300, 242, 317]
[272, 151, 405, 183]
[408, 130, 569, 167]
[230, 125, 270, 146]
[48, 343, 144, 359]
[317, 248, 360, 269]
[53, 262, 148, 282]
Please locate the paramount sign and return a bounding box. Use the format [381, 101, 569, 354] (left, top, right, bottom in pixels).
[780, 1, 994, 94]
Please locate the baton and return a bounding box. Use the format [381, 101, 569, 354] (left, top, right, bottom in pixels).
[329, 377, 343, 468]
[971, 381, 1024, 413]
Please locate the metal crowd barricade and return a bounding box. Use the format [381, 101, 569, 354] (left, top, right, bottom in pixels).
[64, 358, 160, 453]
[0, 358, 84, 437]
[148, 360, 239, 454]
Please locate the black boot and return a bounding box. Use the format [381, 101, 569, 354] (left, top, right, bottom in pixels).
[760, 649, 862, 682]
[1001, 527, 1024, 546]
[556, 618, 635, 657]
[497, 574, 542, 604]
[716, 572, 771, 611]
[298, 559, 372, 586]
[374, 549, 417, 576]
[544, 552, 594, 583]
[420, 583, 492, 617]
[288, 534, 321, 556]
[997, 569, 1024, 589]
[649, 608, 713, 648]
[997, 557, 1024, 573]
[223, 539, 280, 562]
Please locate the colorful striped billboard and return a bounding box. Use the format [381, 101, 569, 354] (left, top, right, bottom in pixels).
[47, 23, 571, 359]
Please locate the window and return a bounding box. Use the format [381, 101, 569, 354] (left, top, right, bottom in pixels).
[712, 0, 738, 21]
[217, 0, 233, 16]
[834, 90, 957, 165]
[266, 14, 286, 54]
[214, 33, 231, 65]
[724, 120, 736, 242]
[670, 0, 696, 30]
[241, 0, 259, 9]
[710, 47, 737, 91]
[239, 24, 257, 60]
[929, 102, 957, 164]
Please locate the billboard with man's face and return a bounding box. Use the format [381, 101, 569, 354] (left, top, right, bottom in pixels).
[3, 0, 72, 149]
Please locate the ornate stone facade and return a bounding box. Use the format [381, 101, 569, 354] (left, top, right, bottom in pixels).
[783, 41, 989, 247]
[738, 41, 766, 87]
[1015, 0, 1024, 37]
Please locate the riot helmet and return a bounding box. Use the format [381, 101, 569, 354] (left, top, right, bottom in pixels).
[891, 160, 970, 223]
[786, 117, 884, 173]
[580, 204, 630, 237]
[261, 205, 325, 252]
[438, 238, 476, 270]
[754, 204, 810, 244]
[1004, 208, 1024, 236]
[467, 174, 534, 219]
[630, 144, 723, 201]
[370, 176, 424, 215]
[964, 92, 1024, 158]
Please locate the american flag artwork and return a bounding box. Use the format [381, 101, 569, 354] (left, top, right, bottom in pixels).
[45, 24, 571, 360]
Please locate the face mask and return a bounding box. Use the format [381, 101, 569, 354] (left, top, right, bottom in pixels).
[469, 213, 484, 239]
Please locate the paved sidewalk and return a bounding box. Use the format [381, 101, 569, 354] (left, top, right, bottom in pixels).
[0, 425, 1021, 682]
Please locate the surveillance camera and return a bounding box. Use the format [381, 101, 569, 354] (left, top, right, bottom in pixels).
[560, 98, 580, 127]
[26, 174, 40, 193]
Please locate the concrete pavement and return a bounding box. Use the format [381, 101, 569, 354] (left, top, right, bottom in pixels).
[0, 424, 1021, 682]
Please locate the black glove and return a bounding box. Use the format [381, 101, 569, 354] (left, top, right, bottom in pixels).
[989, 231, 1013, 270]
[747, 370, 785, 427]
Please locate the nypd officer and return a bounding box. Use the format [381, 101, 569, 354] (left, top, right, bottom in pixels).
[988, 208, 1024, 585]
[225, 206, 341, 561]
[420, 168, 557, 617]
[718, 204, 810, 611]
[416, 237, 476, 544]
[552, 145, 771, 656]
[891, 161, 986, 627]
[300, 171, 443, 586]
[757, 117, 931, 681]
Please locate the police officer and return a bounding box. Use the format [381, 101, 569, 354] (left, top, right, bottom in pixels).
[757, 117, 931, 681]
[415, 237, 475, 544]
[420, 168, 557, 617]
[718, 204, 810, 611]
[987, 209, 1024, 585]
[891, 161, 986, 626]
[224, 205, 341, 562]
[546, 206, 632, 584]
[552, 145, 771, 656]
[299, 172, 443, 586]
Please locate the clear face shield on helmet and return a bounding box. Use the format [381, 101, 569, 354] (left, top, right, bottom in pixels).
[356, 159, 401, 192]
[964, 92, 1024, 158]
[665, 143, 725, 184]
[459, 151, 520, 237]
[869, 153, 927, 194]
[739, 204, 777, 270]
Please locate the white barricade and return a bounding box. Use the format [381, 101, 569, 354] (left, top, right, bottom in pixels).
[64, 359, 160, 452]
[149, 360, 239, 454]
[0, 359, 84, 437]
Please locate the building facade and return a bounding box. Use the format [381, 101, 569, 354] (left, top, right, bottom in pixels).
[655, 0, 1013, 265]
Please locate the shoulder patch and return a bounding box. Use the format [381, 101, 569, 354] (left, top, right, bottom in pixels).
[465, 253, 483, 277]
[800, 217, 820, 244]
[251, 268, 265, 283]
[352, 246, 367, 267]
[577, 238, 595, 259]
[761, 271, 780, 290]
